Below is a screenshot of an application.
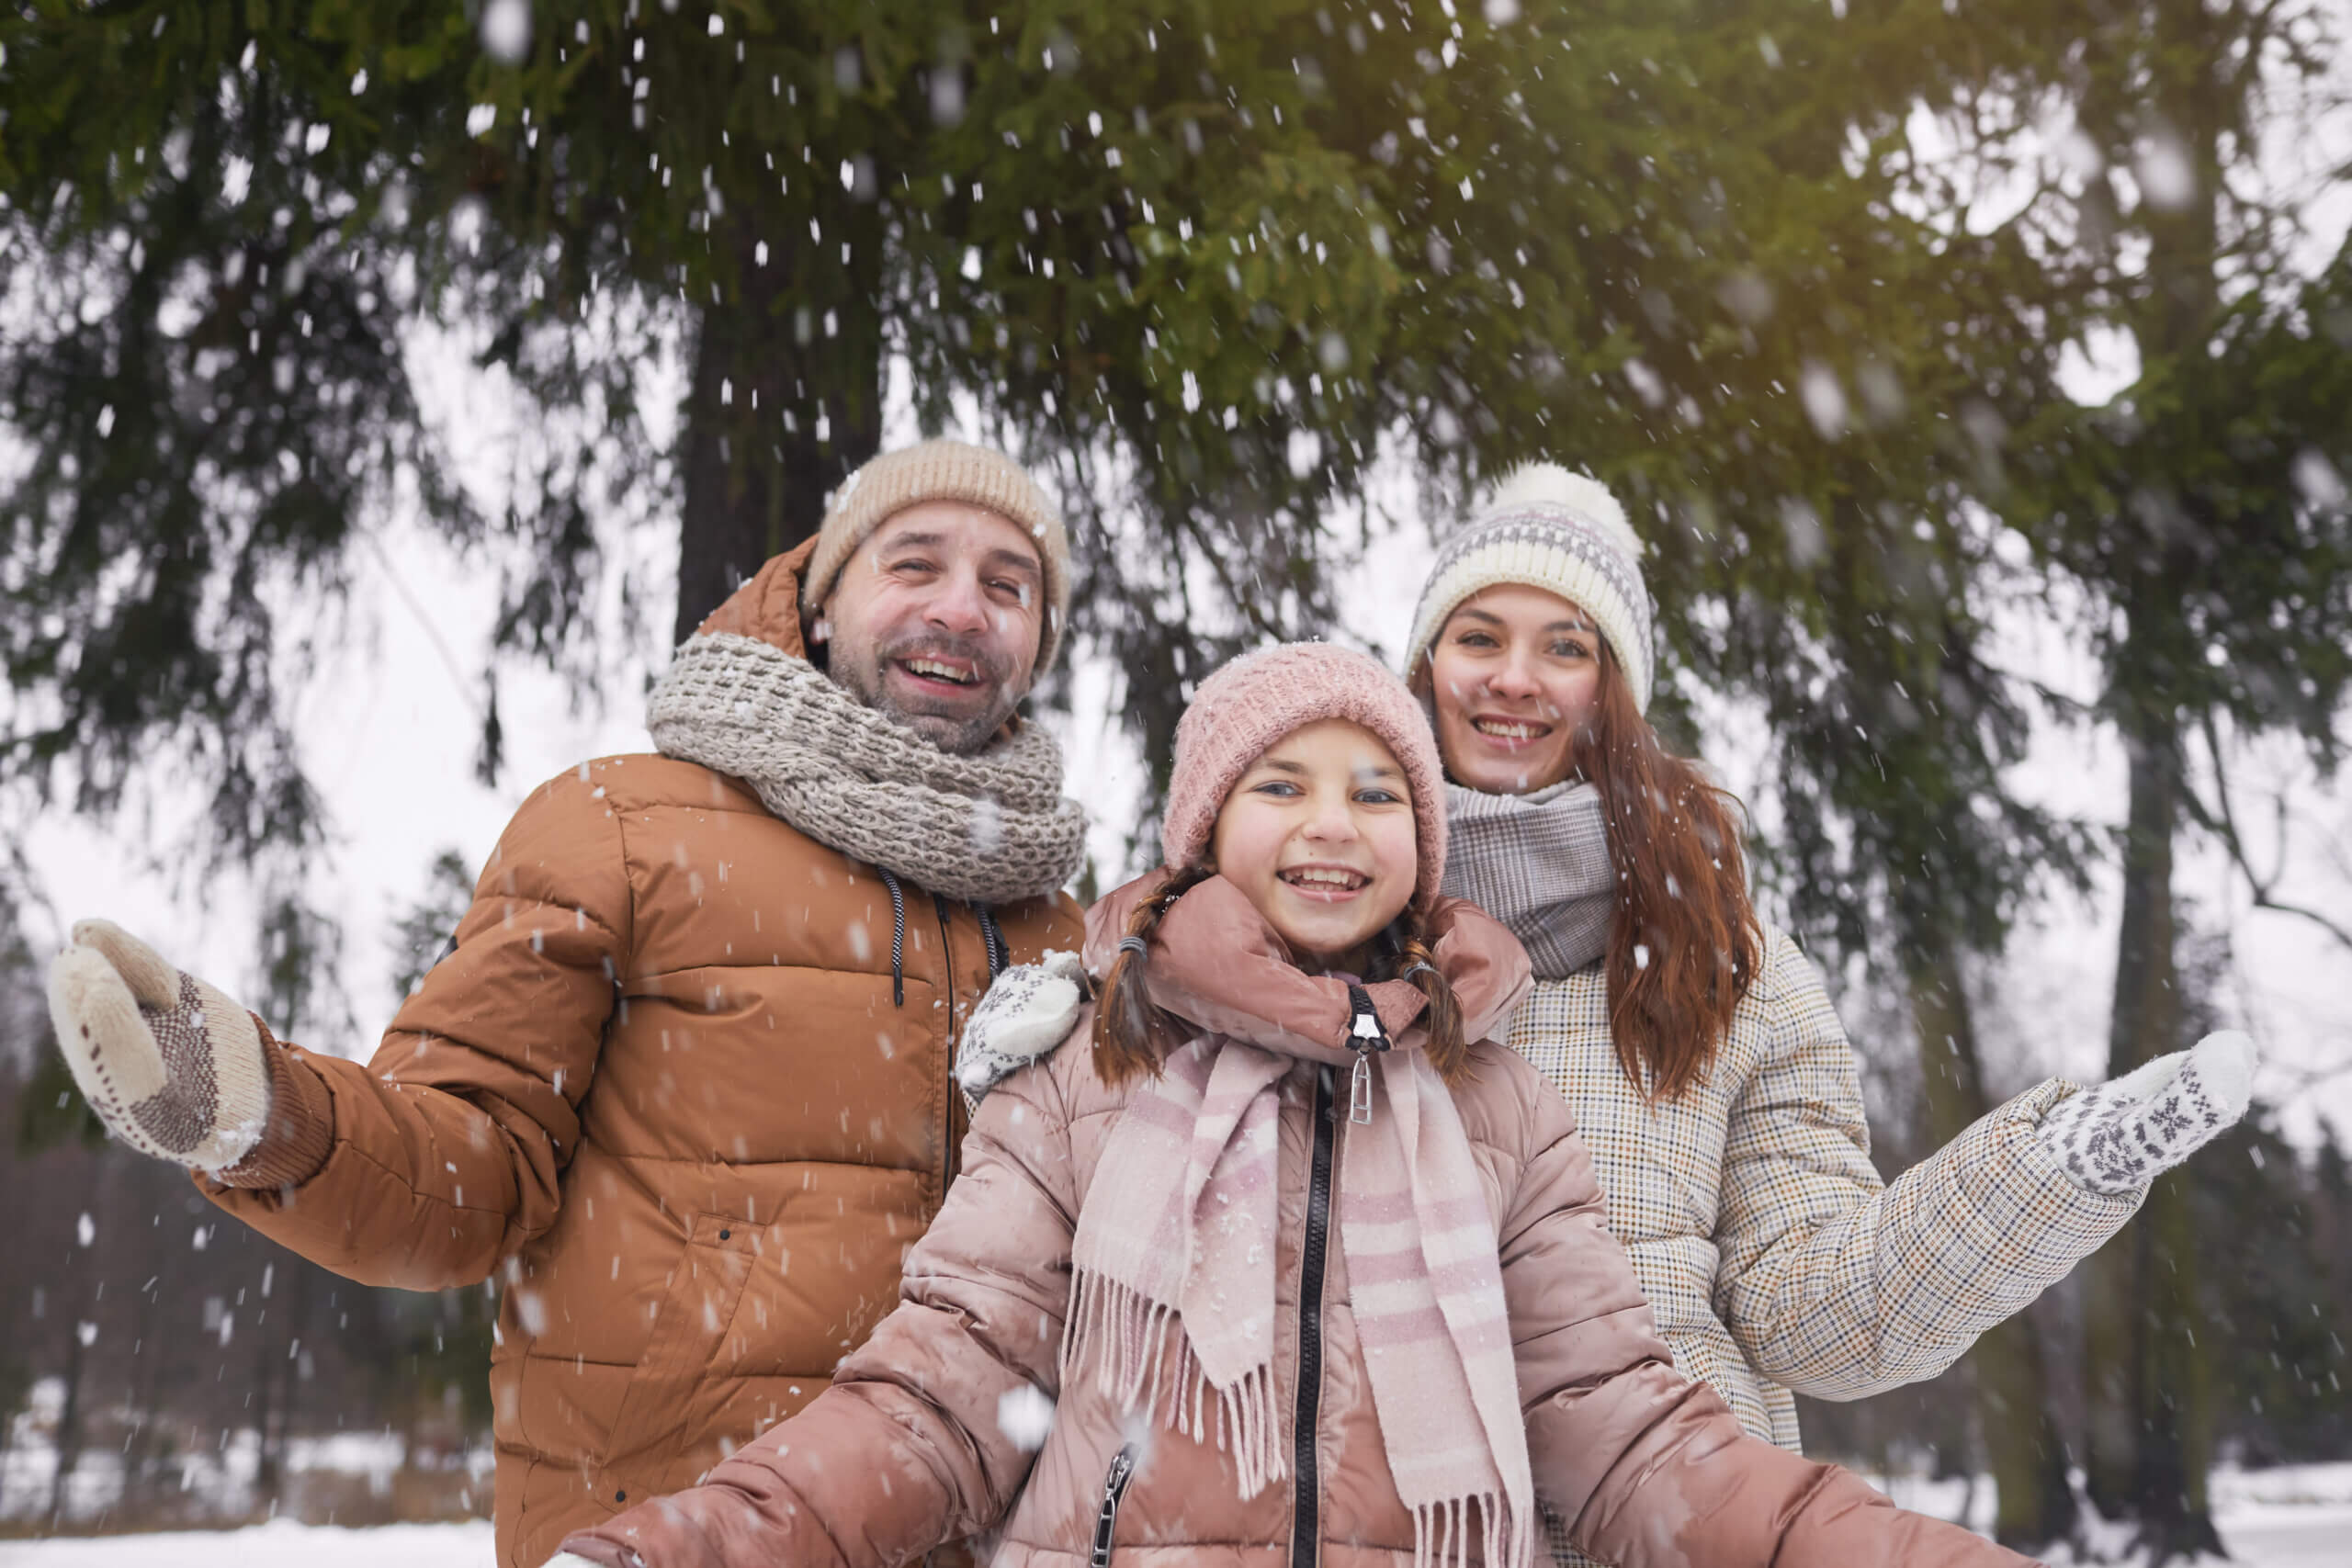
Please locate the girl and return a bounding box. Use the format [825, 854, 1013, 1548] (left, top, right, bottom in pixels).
[552, 643, 2027, 1568]
[1406, 465, 2255, 1563]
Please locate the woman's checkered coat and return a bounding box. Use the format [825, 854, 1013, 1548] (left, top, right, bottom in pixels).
[1511, 925, 2143, 1565]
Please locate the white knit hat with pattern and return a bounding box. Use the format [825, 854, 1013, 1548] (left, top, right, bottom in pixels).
[1404, 464, 1655, 713]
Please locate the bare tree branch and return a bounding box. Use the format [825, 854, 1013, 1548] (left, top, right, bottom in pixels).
[2186, 713, 2352, 955]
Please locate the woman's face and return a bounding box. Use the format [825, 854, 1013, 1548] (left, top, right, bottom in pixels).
[1209, 718, 1419, 972]
[1425, 584, 1604, 795]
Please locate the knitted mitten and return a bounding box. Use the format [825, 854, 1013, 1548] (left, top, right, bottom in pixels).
[2036, 1030, 2258, 1196]
[46, 919, 274, 1173]
[955, 948, 1087, 1105]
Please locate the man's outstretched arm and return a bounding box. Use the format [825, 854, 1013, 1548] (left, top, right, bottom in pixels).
[52, 763, 629, 1291]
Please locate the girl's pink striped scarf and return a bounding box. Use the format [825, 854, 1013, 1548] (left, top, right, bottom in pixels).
[1068, 1031, 1534, 1568]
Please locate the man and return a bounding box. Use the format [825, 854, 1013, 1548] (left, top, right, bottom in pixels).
[45, 439, 1090, 1567]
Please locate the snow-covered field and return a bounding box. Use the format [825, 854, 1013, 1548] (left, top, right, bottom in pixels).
[4, 1464, 2348, 1567]
[0, 1518, 494, 1566]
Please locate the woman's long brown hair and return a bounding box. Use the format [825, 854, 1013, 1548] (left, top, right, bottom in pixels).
[1092, 869, 1470, 1087]
[1573, 643, 1760, 1101]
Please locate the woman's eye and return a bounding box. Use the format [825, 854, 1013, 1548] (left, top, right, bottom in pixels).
[1454, 631, 1498, 649]
[1251, 780, 1302, 797]
[1355, 788, 1402, 806]
[1551, 640, 1591, 660]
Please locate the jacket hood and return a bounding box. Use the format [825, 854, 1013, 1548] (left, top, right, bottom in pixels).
[1082, 871, 1532, 1063]
[691, 536, 819, 658]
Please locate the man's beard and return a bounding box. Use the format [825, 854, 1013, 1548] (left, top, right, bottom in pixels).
[831, 632, 1023, 755]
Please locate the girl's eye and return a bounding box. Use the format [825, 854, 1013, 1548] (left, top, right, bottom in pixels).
[1453, 630, 1498, 649]
[1354, 787, 1402, 806]
[1551, 640, 1592, 660]
[1251, 780, 1303, 798]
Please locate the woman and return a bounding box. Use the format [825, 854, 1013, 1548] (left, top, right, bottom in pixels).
[1406, 464, 2256, 1563]
[551, 644, 2025, 1568]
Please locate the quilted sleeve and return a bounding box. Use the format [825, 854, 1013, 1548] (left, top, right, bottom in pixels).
[198, 762, 630, 1290]
[1713, 934, 2142, 1399]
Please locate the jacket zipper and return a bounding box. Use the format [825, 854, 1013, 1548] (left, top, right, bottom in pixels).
[1290, 1065, 1338, 1568]
[1090, 1442, 1137, 1567]
[933, 896, 961, 1187]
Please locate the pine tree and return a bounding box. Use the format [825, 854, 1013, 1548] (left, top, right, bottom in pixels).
[1954, 0, 2352, 1554]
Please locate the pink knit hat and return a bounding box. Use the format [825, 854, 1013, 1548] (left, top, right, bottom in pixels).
[1162, 642, 1449, 909]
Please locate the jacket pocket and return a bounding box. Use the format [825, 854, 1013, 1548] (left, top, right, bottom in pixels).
[1090, 1442, 1137, 1567]
[594, 1213, 761, 1506]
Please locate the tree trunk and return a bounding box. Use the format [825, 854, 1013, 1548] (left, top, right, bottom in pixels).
[671, 202, 887, 646]
[47, 1291, 86, 1526]
[2082, 682, 2224, 1560]
[250, 1268, 281, 1511]
[1907, 936, 2078, 1550]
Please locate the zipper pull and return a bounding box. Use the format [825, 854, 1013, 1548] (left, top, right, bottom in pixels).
[1093, 1445, 1136, 1568]
[1345, 983, 1390, 1127]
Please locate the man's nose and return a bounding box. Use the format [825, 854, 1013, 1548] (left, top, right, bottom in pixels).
[922, 565, 992, 637]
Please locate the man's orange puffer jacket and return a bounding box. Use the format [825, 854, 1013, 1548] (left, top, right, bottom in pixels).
[198, 538, 1083, 1568]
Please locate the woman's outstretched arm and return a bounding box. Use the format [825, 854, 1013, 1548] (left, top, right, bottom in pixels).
[1712, 931, 2140, 1400]
[1493, 1048, 2031, 1567]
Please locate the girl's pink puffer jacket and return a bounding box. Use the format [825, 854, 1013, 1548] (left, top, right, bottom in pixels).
[560, 877, 2029, 1568]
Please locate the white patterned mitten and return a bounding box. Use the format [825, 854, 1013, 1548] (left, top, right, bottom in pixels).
[46, 919, 275, 1173]
[2036, 1030, 2258, 1196]
[956, 949, 1088, 1106]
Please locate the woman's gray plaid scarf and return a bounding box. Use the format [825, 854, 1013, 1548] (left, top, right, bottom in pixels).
[1441, 781, 1616, 980]
[649, 631, 1087, 906]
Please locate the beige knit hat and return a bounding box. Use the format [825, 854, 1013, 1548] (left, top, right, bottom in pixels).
[801, 438, 1073, 671]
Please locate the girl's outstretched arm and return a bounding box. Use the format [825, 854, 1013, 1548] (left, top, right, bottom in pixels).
[555, 1048, 1085, 1568]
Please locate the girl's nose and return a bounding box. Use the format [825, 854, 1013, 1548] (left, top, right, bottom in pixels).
[1299, 791, 1359, 842]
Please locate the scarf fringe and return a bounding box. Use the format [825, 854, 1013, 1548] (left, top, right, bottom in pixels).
[1411, 1492, 1532, 1568]
[1064, 1269, 1287, 1497]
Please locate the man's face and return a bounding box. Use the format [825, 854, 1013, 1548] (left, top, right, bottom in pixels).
[815, 501, 1046, 753]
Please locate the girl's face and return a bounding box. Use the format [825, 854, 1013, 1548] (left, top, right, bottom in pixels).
[1424, 584, 1603, 795]
[1208, 718, 1419, 972]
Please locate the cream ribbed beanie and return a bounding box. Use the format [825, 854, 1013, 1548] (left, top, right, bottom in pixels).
[801, 438, 1073, 671]
[1404, 464, 1654, 712]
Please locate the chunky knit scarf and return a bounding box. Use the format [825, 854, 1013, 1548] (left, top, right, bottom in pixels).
[1442, 780, 1615, 981]
[647, 631, 1087, 906]
[1067, 880, 1533, 1568]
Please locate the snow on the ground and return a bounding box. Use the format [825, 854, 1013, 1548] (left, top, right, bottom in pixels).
[3, 1465, 2350, 1567]
[1862, 1461, 2352, 1567]
[0, 1518, 495, 1566]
